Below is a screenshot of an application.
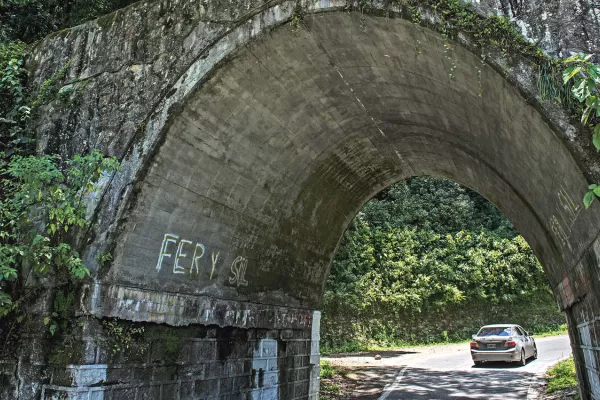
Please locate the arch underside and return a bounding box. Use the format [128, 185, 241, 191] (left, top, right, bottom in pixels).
[107, 12, 599, 312]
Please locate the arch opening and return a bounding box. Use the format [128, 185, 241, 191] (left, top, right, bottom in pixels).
[319, 175, 570, 396]
[321, 175, 565, 349]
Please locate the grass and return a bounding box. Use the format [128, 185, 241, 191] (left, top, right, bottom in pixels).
[320, 381, 341, 398]
[321, 337, 472, 355]
[320, 360, 346, 379]
[546, 356, 578, 394]
[319, 360, 346, 399]
[534, 324, 568, 338]
[321, 324, 569, 355]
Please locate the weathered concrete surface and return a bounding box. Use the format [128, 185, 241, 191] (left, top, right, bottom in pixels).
[475, 0, 600, 57]
[18, 0, 600, 399]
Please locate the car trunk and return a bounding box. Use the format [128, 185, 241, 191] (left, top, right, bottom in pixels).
[475, 335, 510, 350]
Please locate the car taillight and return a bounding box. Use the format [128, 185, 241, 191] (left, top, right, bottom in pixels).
[470, 341, 479, 349]
[505, 340, 516, 348]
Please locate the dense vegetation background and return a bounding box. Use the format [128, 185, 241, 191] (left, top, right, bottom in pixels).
[0, 0, 137, 42]
[321, 176, 564, 352]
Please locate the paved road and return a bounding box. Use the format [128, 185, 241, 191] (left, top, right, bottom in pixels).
[323, 335, 572, 399]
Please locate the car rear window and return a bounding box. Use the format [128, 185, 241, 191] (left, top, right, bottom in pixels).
[477, 327, 512, 336]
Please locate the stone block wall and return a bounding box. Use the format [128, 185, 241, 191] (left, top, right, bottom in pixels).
[0, 361, 18, 399]
[557, 234, 600, 400]
[40, 321, 319, 400]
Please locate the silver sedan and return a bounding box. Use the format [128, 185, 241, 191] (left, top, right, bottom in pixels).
[470, 324, 537, 366]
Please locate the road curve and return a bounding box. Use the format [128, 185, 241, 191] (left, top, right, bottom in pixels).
[322, 335, 572, 399]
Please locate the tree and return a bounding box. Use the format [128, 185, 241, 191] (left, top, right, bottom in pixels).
[321, 177, 562, 349]
[0, 0, 137, 42]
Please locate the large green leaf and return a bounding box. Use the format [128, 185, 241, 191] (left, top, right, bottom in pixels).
[572, 78, 592, 102]
[585, 95, 600, 109]
[563, 66, 581, 84]
[582, 106, 593, 125]
[594, 125, 600, 152]
[584, 191, 595, 209]
[564, 54, 584, 64]
[589, 65, 600, 82]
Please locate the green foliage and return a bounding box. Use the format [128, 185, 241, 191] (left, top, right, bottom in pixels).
[43, 290, 75, 336]
[331, 228, 543, 312]
[320, 381, 341, 399]
[0, 41, 30, 154]
[546, 356, 578, 394]
[0, 0, 138, 42]
[534, 323, 568, 338]
[96, 251, 113, 266]
[319, 360, 344, 400]
[0, 0, 125, 346]
[102, 318, 147, 360]
[537, 62, 576, 109]
[0, 39, 112, 336]
[32, 60, 71, 108]
[144, 325, 185, 363]
[290, 4, 304, 34]
[562, 54, 600, 208]
[322, 177, 563, 349]
[386, 0, 548, 64]
[357, 177, 516, 236]
[320, 360, 340, 379]
[0, 151, 119, 319]
[321, 340, 367, 355]
[563, 54, 600, 126]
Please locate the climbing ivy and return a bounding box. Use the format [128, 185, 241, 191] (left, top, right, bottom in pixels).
[31, 59, 71, 108]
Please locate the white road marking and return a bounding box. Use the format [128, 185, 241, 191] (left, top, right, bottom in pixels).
[378, 366, 409, 400]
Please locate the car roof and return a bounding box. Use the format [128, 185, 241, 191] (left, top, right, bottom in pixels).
[479, 324, 519, 328]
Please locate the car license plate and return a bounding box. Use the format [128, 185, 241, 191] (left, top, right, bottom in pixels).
[488, 344, 496, 349]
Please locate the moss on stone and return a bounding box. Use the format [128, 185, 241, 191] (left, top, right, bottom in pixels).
[47, 331, 86, 369]
[96, 12, 118, 30]
[146, 325, 185, 364]
[45, 28, 72, 40]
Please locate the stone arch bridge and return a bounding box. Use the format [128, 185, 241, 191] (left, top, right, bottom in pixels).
[9, 0, 600, 399]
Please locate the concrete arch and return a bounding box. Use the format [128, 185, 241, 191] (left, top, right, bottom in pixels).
[93, 10, 600, 399]
[27, 3, 600, 399]
[106, 11, 596, 309]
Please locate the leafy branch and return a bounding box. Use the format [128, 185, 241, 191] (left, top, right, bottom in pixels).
[0, 42, 31, 155]
[0, 151, 119, 322]
[562, 54, 600, 208]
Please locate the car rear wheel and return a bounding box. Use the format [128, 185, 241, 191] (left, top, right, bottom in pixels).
[519, 349, 526, 366]
[532, 345, 538, 360]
